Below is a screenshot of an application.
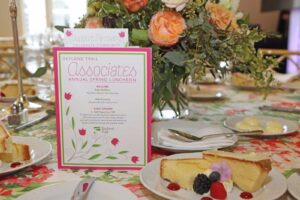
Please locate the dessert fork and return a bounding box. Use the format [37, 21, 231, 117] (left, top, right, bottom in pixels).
[168, 129, 263, 141]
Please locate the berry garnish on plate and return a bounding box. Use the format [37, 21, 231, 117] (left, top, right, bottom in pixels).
[193, 174, 211, 195]
[210, 181, 227, 199]
[209, 171, 221, 182]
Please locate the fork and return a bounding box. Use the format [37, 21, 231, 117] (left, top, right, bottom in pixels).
[168, 129, 264, 141]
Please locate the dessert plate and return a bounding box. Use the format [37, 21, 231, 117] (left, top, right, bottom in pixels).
[140, 153, 287, 200]
[224, 115, 298, 137]
[0, 136, 52, 176]
[37, 93, 55, 104]
[187, 84, 229, 100]
[152, 120, 238, 152]
[16, 181, 138, 200]
[287, 172, 300, 199]
[0, 82, 37, 102]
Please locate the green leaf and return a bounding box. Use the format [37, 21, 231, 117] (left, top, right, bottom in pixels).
[31, 67, 47, 77]
[81, 141, 88, 149]
[66, 106, 70, 116]
[92, 144, 101, 147]
[72, 139, 76, 150]
[132, 29, 149, 43]
[118, 151, 128, 154]
[164, 51, 186, 66]
[72, 117, 75, 130]
[102, 2, 120, 14]
[55, 25, 69, 32]
[88, 154, 101, 160]
[106, 156, 117, 160]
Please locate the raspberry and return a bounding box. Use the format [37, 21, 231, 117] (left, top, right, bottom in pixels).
[193, 174, 211, 195]
[210, 181, 227, 199]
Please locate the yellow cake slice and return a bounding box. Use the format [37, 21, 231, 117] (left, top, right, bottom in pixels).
[160, 158, 212, 190]
[0, 123, 13, 153]
[0, 143, 30, 162]
[203, 150, 271, 193]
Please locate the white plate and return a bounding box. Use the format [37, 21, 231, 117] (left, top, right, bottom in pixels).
[187, 85, 228, 100]
[287, 173, 300, 199]
[224, 115, 298, 137]
[37, 93, 55, 104]
[0, 136, 52, 176]
[16, 181, 138, 200]
[140, 153, 287, 200]
[152, 120, 238, 152]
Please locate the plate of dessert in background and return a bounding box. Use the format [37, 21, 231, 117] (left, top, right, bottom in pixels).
[287, 172, 300, 199]
[0, 82, 37, 102]
[140, 151, 287, 200]
[224, 115, 298, 137]
[187, 84, 229, 101]
[0, 124, 52, 176]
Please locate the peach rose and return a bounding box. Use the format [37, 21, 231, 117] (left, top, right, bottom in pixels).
[206, 2, 238, 31]
[148, 11, 186, 47]
[85, 17, 103, 28]
[122, 0, 148, 12]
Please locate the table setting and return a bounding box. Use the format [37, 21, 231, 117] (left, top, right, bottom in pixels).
[1, 0, 300, 199]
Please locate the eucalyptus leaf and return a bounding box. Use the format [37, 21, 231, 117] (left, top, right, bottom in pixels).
[164, 51, 186, 67]
[31, 67, 47, 78]
[55, 25, 69, 33]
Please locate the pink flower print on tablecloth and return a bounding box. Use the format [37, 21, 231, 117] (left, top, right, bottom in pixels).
[272, 101, 300, 108]
[64, 92, 72, 100]
[224, 108, 248, 116]
[0, 186, 12, 196]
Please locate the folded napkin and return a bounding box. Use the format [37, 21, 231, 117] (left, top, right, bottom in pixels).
[158, 127, 237, 150]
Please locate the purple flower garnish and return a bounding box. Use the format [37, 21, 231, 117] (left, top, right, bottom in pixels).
[211, 161, 232, 181]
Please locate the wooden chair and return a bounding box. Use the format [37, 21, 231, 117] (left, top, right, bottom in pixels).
[259, 48, 300, 72]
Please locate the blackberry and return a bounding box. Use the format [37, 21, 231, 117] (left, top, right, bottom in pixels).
[193, 174, 211, 195]
[209, 171, 221, 182]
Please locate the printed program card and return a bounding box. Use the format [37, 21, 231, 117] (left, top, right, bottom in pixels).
[54, 47, 151, 170]
[64, 28, 129, 47]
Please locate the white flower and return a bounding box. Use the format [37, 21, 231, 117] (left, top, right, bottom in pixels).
[162, 0, 189, 11]
[219, 0, 240, 13]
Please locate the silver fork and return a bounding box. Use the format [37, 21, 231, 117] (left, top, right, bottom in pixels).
[168, 129, 263, 141]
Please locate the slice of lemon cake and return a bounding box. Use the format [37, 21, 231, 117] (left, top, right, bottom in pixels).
[203, 150, 271, 193]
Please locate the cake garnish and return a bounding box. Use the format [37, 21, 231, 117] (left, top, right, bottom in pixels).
[209, 171, 221, 182]
[211, 161, 231, 181]
[193, 174, 211, 195]
[240, 192, 253, 199]
[167, 182, 180, 191]
[210, 181, 227, 199]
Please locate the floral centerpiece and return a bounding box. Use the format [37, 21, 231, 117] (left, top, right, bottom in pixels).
[74, 0, 276, 115]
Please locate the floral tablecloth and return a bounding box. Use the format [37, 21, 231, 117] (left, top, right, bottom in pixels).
[1, 84, 300, 200]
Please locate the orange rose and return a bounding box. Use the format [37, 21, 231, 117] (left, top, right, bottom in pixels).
[148, 11, 186, 47]
[206, 2, 238, 31]
[122, 0, 148, 12]
[85, 17, 103, 28]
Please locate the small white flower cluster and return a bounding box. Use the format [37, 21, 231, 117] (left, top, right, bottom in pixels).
[162, 0, 189, 11]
